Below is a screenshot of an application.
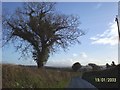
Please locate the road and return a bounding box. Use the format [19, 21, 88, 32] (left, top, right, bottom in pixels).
[68, 77, 98, 89]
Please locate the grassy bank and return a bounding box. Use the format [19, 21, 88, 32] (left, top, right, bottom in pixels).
[2, 64, 81, 88]
[82, 64, 120, 89]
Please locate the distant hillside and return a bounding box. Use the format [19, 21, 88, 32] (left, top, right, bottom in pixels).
[82, 64, 120, 89]
[2, 64, 81, 88]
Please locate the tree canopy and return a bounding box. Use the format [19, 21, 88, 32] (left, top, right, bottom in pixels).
[2, 2, 85, 68]
[72, 62, 82, 71]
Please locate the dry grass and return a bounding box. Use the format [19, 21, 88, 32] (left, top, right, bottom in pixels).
[2, 64, 81, 88]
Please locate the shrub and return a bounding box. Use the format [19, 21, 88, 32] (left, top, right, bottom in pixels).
[88, 63, 100, 71]
[72, 62, 82, 72]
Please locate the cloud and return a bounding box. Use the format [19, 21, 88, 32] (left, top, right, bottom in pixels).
[90, 21, 118, 46]
[45, 50, 118, 67]
[45, 52, 88, 67]
[80, 52, 87, 58]
[73, 53, 78, 57]
[45, 58, 75, 67]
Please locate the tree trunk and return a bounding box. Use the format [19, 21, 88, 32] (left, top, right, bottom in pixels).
[37, 48, 49, 68]
[37, 55, 43, 68]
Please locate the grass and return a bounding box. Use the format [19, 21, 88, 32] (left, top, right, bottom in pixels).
[82, 64, 120, 89]
[2, 64, 81, 88]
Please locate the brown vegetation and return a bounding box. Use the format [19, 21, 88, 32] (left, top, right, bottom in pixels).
[2, 64, 81, 88]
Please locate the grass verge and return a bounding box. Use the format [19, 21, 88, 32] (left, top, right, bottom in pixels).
[2, 64, 81, 88]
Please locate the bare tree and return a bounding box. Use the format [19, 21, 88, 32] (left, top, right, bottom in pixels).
[2, 2, 85, 68]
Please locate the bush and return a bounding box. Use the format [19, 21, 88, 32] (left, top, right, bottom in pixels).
[88, 63, 100, 71]
[106, 63, 110, 68]
[72, 62, 82, 72]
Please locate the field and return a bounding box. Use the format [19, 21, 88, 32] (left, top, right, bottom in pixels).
[2, 64, 81, 88]
[2, 64, 119, 89]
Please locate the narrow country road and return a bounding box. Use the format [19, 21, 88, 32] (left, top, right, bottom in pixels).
[68, 77, 98, 89]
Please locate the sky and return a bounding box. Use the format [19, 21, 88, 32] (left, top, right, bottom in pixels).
[1, 2, 119, 67]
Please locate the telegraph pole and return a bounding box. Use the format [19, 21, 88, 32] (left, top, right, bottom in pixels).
[117, 1, 120, 66]
[115, 15, 120, 42]
[115, 15, 120, 64]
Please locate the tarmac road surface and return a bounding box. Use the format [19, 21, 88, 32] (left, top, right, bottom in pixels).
[68, 77, 98, 89]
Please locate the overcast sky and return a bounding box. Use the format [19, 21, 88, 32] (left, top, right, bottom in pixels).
[2, 2, 119, 67]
